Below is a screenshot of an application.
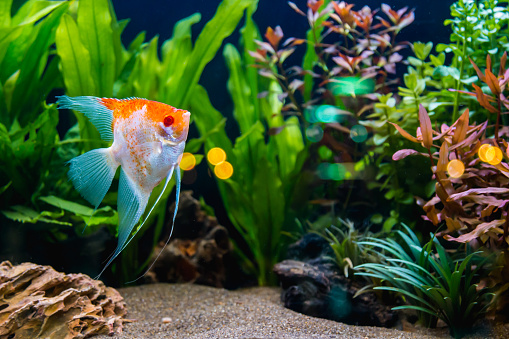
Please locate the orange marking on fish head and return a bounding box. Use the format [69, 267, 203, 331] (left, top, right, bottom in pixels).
[144, 101, 190, 143]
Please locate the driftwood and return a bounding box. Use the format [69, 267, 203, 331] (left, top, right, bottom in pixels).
[274, 234, 396, 328]
[0, 261, 129, 338]
[146, 191, 233, 288]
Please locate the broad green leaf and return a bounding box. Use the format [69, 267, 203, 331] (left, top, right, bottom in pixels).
[2, 205, 70, 226]
[77, 0, 115, 97]
[190, 85, 233, 155]
[12, 0, 66, 26]
[224, 43, 256, 134]
[0, 0, 11, 28]
[0, 23, 35, 84]
[159, 13, 201, 103]
[108, 0, 129, 78]
[240, 2, 261, 117]
[11, 3, 68, 123]
[40, 195, 94, 216]
[170, 0, 256, 108]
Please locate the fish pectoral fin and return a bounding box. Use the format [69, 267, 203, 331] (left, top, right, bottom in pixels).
[95, 169, 149, 279]
[57, 95, 114, 142]
[68, 148, 118, 210]
[133, 141, 163, 159]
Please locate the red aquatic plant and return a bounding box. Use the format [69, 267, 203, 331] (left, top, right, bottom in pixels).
[250, 1, 414, 121]
[390, 54, 509, 248]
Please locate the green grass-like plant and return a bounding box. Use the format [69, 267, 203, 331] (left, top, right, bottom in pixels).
[320, 218, 372, 279]
[355, 224, 494, 338]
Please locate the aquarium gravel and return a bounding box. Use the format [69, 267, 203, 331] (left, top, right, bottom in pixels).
[95, 283, 507, 339]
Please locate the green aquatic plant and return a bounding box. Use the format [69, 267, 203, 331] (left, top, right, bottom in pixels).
[439, 0, 509, 122]
[54, 0, 255, 282]
[356, 225, 494, 338]
[0, 1, 75, 223]
[0, 0, 254, 283]
[320, 218, 373, 279]
[189, 2, 307, 285]
[249, 1, 413, 228]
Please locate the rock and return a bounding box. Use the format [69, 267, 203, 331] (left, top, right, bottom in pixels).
[145, 191, 233, 288]
[274, 233, 396, 328]
[0, 261, 129, 338]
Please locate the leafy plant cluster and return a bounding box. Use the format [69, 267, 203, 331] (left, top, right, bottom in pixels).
[189, 2, 309, 286]
[358, 0, 509, 229]
[250, 0, 413, 114]
[0, 1, 119, 235]
[356, 225, 493, 338]
[0, 0, 256, 282]
[392, 54, 509, 249]
[320, 217, 373, 279]
[248, 0, 416, 229]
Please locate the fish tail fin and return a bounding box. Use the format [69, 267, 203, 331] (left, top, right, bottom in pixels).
[95, 169, 150, 280]
[56, 95, 115, 142]
[67, 148, 118, 233]
[126, 167, 181, 284]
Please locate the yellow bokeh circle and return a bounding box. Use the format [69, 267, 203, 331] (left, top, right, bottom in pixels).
[207, 147, 226, 165]
[214, 161, 233, 180]
[478, 144, 491, 162]
[486, 146, 503, 165]
[447, 159, 465, 178]
[179, 152, 196, 171]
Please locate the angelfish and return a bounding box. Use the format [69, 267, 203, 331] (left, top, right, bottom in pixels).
[57, 96, 190, 278]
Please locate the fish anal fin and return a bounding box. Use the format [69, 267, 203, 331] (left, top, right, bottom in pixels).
[95, 169, 149, 279]
[57, 95, 115, 142]
[126, 167, 181, 284]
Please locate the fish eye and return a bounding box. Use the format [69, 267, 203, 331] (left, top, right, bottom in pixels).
[163, 115, 175, 127]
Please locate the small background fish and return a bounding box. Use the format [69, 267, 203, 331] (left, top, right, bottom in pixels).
[57, 95, 190, 278]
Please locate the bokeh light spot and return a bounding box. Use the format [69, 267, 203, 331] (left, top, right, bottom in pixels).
[447, 159, 465, 178]
[317, 163, 346, 181]
[329, 76, 375, 97]
[306, 124, 324, 142]
[316, 105, 340, 123]
[214, 161, 233, 180]
[317, 163, 330, 180]
[478, 144, 491, 162]
[486, 146, 503, 165]
[304, 106, 318, 123]
[318, 145, 333, 160]
[350, 125, 368, 143]
[207, 147, 226, 165]
[179, 152, 196, 171]
[328, 163, 346, 181]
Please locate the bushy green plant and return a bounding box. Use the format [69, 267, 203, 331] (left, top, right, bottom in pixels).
[55, 0, 255, 282]
[320, 218, 372, 279]
[356, 224, 494, 338]
[248, 1, 414, 229]
[1, 0, 255, 283]
[189, 2, 307, 285]
[0, 1, 94, 226]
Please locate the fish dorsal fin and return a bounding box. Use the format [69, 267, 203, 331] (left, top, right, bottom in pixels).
[127, 167, 181, 284]
[67, 148, 118, 209]
[95, 169, 149, 279]
[57, 95, 114, 142]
